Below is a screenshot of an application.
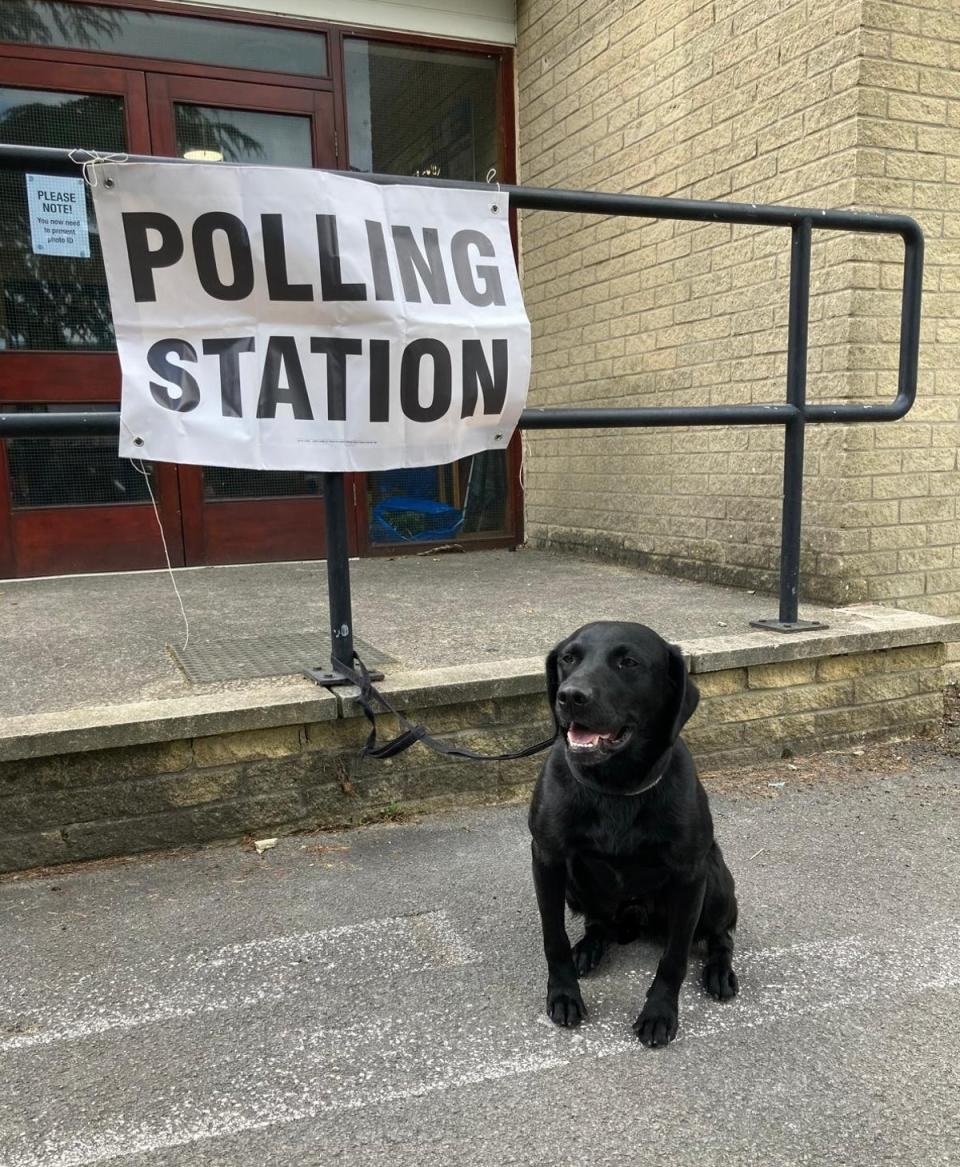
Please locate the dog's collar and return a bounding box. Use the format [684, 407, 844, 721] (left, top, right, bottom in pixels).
[568, 745, 673, 798]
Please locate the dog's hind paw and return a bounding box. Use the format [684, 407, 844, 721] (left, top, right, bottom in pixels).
[702, 960, 739, 1001]
[547, 985, 587, 1027]
[702, 959, 739, 1001]
[572, 931, 607, 977]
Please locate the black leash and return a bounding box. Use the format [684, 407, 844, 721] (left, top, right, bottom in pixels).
[333, 654, 556, 762]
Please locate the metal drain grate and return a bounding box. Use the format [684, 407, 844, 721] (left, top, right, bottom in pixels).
[170, 633, 395, 684]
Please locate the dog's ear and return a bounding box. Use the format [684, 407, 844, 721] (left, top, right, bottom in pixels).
[667, 644, 699, 743]
[545, 642, 563, 735]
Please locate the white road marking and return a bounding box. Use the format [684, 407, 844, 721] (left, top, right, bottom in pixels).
[3, 921, 958, 1167]
[0, 910, 480, 1052]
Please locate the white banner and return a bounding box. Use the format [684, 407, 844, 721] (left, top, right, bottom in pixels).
[92, 164, 530, 471]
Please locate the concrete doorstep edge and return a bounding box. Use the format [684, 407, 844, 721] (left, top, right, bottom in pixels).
[2, 605, 957, 764]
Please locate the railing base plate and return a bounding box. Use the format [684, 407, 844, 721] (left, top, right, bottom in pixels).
[303, 667, 385, 687]
[750, 618, 828, 634]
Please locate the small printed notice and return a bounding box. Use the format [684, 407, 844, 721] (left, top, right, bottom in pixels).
[26, 173, 90, 258]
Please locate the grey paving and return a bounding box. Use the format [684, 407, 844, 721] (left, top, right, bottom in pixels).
[0, 549, 840, 719]
[1, 748, 958, 1167]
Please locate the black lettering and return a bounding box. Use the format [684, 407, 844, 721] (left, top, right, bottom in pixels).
[392, 226, 450, 304]
[400, 339, 452, 423]
[365, 220, 394, 301]
[192, 212, 254, 301]
[316, 214, 366, 301]
[203, 337, 255, 418]
[262, 214, 313, 301]
[310, 338, 363, 421]
[461, 339, 509, 417]
[451, 230, 506, 306]
[369, 338, 390, 422]
[256, 336, 313, 420]
[147, 339, 200, 412]
[122, 212, 184, 302]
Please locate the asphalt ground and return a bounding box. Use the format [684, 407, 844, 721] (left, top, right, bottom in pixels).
[2, 738, 959, 1167]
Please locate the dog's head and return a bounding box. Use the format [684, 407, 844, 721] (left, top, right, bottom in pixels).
[545, 621, 698, 784]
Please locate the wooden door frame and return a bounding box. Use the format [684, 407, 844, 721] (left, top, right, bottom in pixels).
[0, 56, 150, 405]
[144, 73, 336, 162]
[0, 56, 188, 575]
[0, 3, 520, 568]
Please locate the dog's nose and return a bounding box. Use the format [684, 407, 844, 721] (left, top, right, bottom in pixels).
[557, 683, 591, 709]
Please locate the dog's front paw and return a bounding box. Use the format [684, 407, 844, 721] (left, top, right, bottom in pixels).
[702, 959, 739, 1001]
[632, 998, 679, 1047]
[546, 982, 587, 1027]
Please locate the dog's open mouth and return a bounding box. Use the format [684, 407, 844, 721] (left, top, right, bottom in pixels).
[566, 724, 631, 753]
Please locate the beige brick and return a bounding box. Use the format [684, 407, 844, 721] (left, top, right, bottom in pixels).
[853, 671, 922, 705]
[193, 726, 303, 768]
[693, 668, 747, 697]
[866, 575, 927, 601]
[886, 643, 946, 671]
[708, 681, 854, 724]
[739, 712, 818, 746]
[817, 652, 885, 681]
[684, 720, 746, 751]
[747, 659, 818, 689]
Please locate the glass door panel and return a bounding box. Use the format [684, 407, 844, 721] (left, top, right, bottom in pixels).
[0, 60, 180, 578]
[146, 75, 345, 565]
[174, 104, 313, 167]
[344, 38, 516, 550]
[0, 85, 124, 353]
[0, 3, 328, 78]
[168, 91, 320, 511]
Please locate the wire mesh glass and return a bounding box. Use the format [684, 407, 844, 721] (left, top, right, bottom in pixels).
[203, 467, 323, 501]
[368, 452, 507, 543]
[0, 2, 327, 77]
[6, 404, 154, 508]
[174, 105, 312, 167]
[345, 39, 498, 181]
[0, 85, 124, 351]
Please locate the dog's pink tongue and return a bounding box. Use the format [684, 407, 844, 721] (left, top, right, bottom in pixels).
[568, 725, 601, 747]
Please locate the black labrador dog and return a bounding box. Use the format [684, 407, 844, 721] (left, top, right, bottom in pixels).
[528, 621, 739, 1046]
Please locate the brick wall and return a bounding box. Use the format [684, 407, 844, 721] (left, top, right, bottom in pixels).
[0, 641, 944, 873]
[516, 0, 960, 612]
[837, 0, 960, 616]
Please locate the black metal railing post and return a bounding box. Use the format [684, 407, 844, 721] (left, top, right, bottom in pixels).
[751, 218, 827, 633]
[302, 472, 381, 686]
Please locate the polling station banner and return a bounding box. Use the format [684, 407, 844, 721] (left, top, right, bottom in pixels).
[92, 163, 530, 471]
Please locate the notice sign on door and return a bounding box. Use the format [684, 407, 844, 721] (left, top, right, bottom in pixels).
[92, 162, 531, 472]
[26, 173, 90, 258]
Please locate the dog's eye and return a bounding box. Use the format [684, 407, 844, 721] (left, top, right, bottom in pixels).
[618, 656, 640, 669]
[559, 651, 577, 666]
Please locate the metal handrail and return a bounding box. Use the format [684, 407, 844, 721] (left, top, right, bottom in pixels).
[0, 145, 924, 673]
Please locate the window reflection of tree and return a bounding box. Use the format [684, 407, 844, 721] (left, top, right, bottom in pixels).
[174, 106, 263, 162]
[0, 1, 124, 46]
